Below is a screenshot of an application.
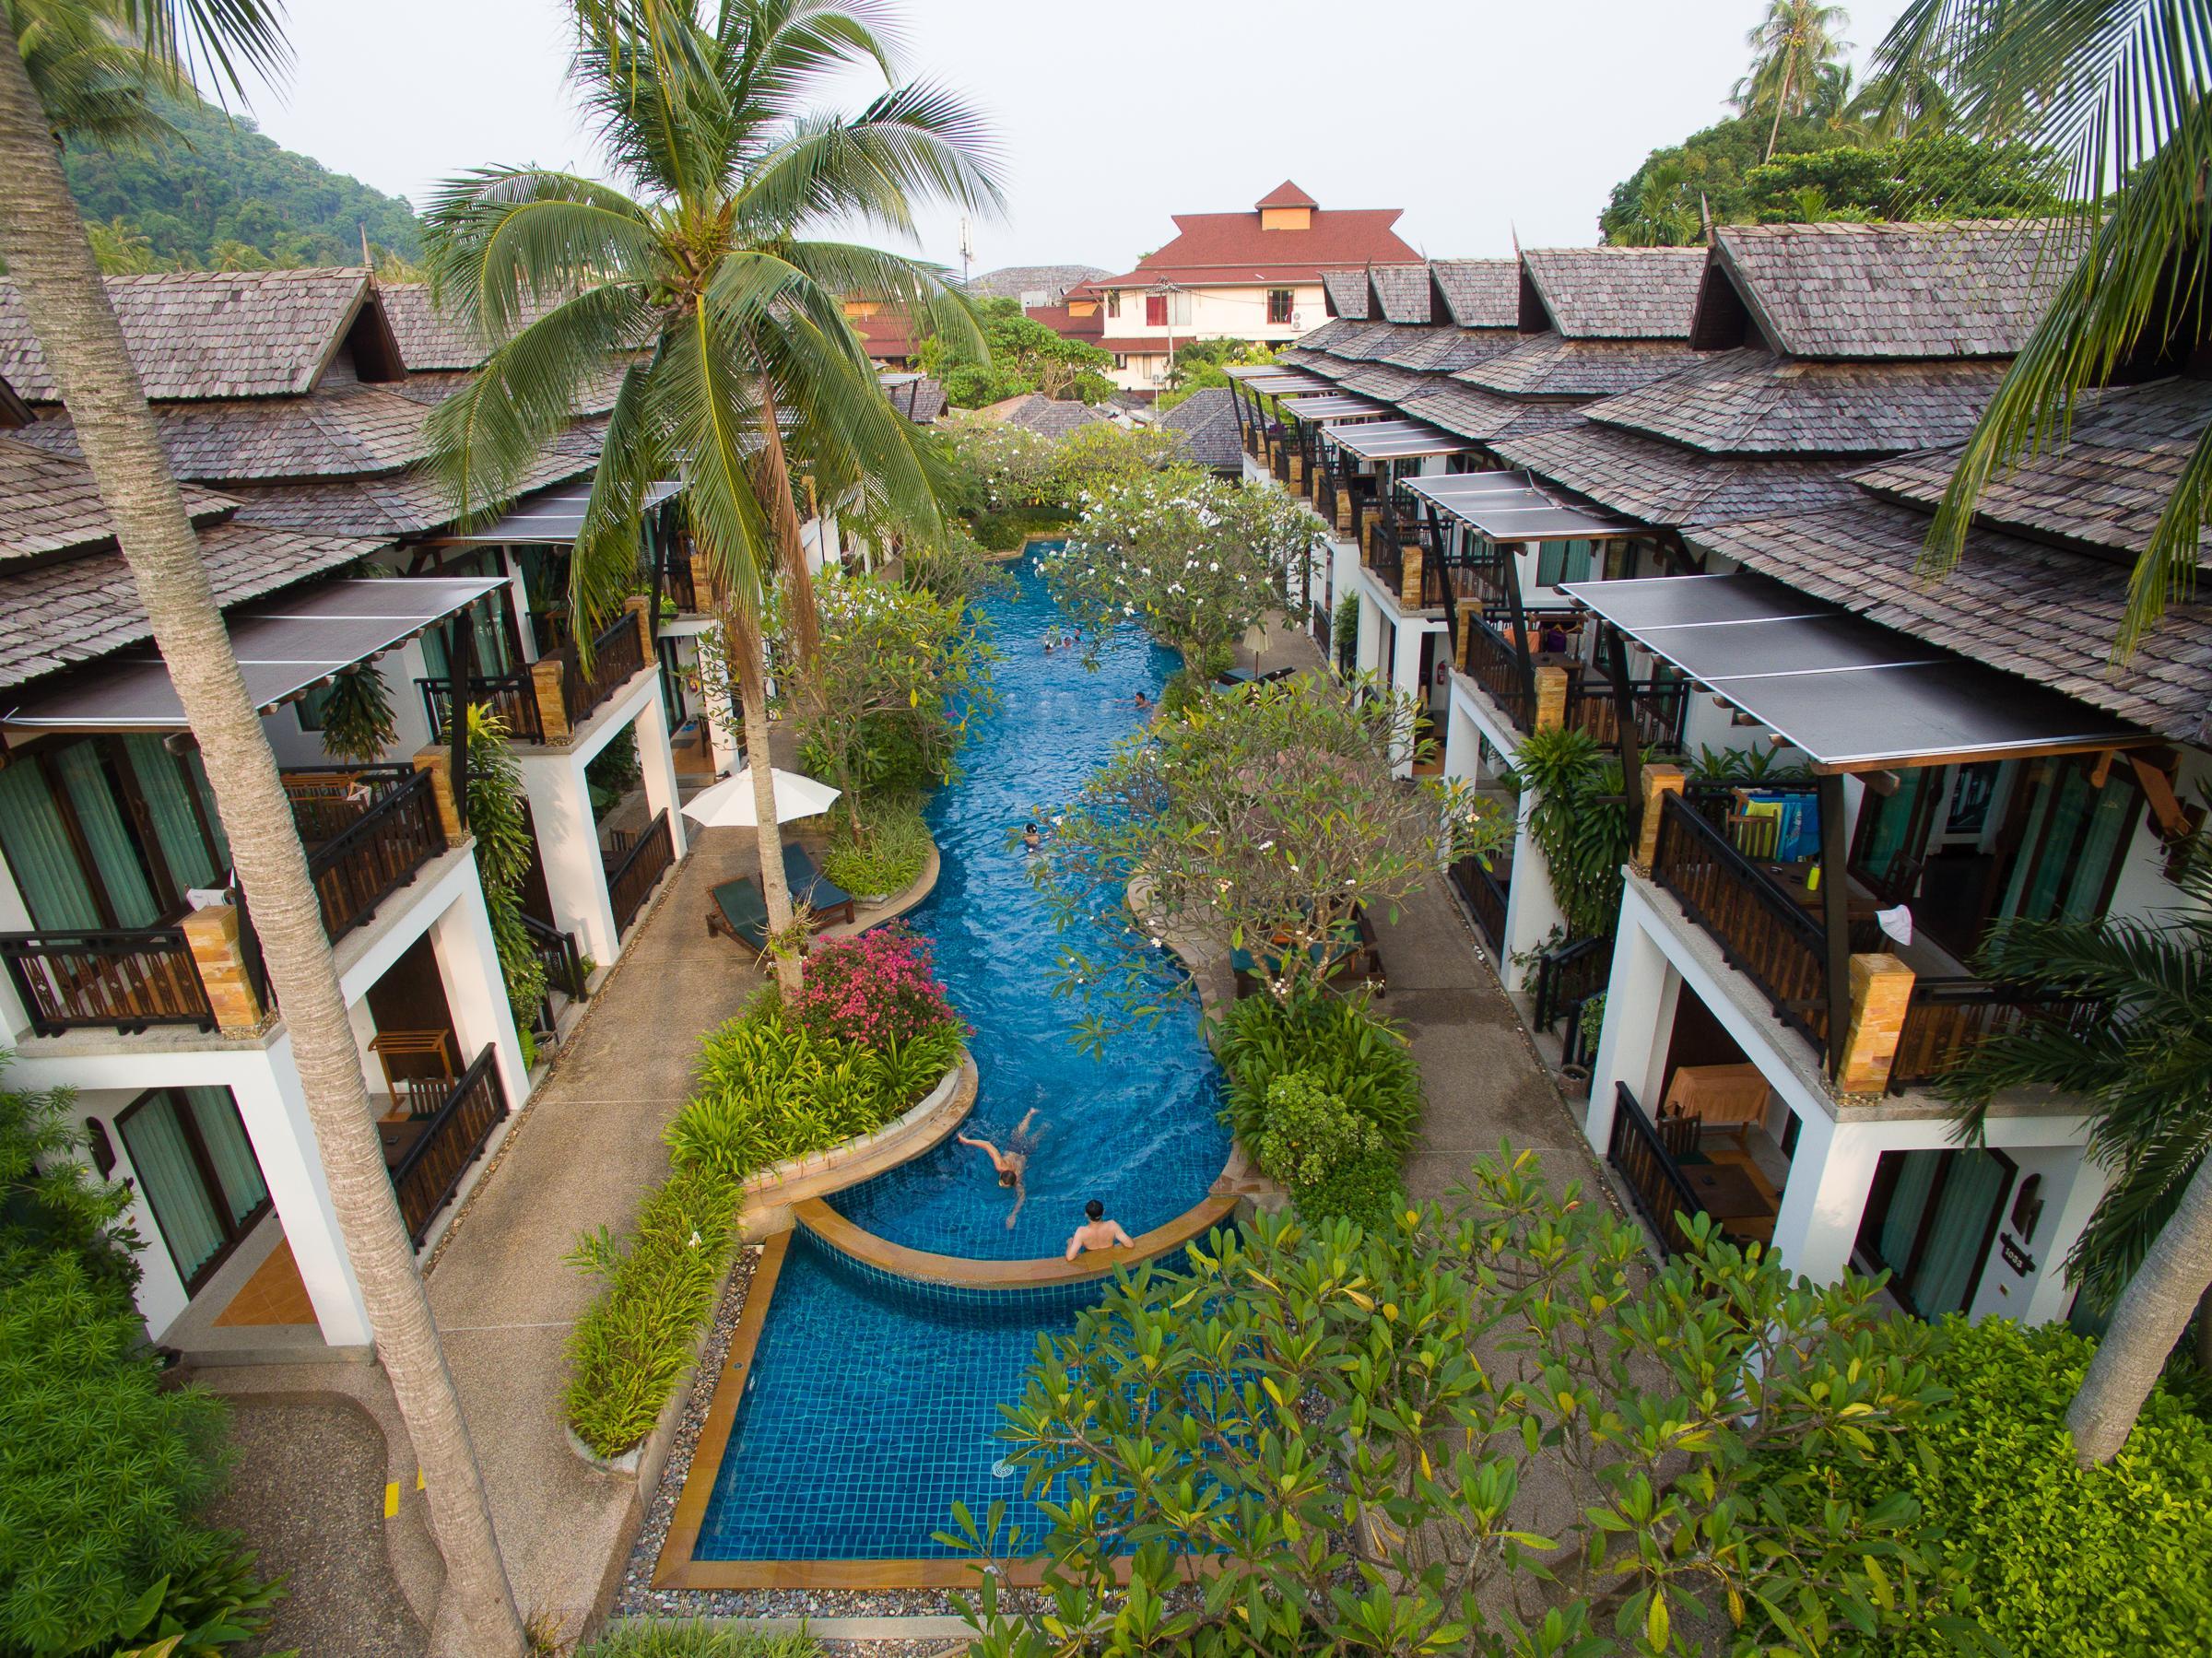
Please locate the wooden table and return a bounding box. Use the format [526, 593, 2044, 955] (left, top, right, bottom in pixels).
[1663, 1063, 1771, 1145]
[1680, 1163, 1771, 1222]
[1763, 861, 1881, 925]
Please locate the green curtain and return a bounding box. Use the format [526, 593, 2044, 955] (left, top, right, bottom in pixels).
[0, 761, 100, 929]
[182, 1087, 266, 1225]
[53, 743, 159, 925]
[119, 1094, 226, 1287]
[1857, 767, 1932, 889]
[1874, 1151, 1939, 1281]
[1536, 539, 1595, 587]
[123, 736, 220, 893]
[1910, 1150, 2009, 1316]
[183, 750, 230, 871]
[2057, 775, 2138, 921]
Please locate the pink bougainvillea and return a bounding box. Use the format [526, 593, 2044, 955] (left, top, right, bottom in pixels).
[788, 923, 964, 1051]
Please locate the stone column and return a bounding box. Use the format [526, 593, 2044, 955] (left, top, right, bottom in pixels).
[1768, 1111, 1880, 1287]
[409, 747, 465, 847]
[1631, 763, 1686, 876]
[531, 658, 571, 746]
[625, 593, 653, 660]
[1401, 546, 1425, 610]
[181, 903, 265, 1032]
[1534, 664, 1569, 732]
[1837, 953, 1916, 1094]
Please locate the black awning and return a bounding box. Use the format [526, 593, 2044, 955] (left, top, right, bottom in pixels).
[1331, 419, 1473, 461]
[1558, 573, 2149, 770]
[1279, 394, 1388, 421]
[1407, 471, 1640, 540]
[440, 479, 682, 546]
[3, 575, 508, 732]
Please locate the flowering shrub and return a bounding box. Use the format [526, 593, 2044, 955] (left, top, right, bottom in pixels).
[786, 923, 962, 1051]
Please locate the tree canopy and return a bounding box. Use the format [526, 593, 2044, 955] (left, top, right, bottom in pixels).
[917, 294, 1113, 407]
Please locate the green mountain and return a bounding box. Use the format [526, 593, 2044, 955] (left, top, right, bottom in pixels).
[62, 93, 423, 273]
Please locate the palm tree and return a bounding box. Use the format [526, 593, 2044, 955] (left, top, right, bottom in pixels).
[1734, 0, 1854, 159]
[1877, 0, 2209, 653]
[0, 5, 530, 1651]
[1942, 842, 2212, 1464]
[423, 0, 997, 996]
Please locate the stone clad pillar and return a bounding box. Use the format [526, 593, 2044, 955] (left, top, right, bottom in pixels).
[410, 747, 465, 846]
[1631, 762, 1687, 875]
[532, 659, 571, 746]
[181, 903, 265, 1032]
[1401, 546, 1425, 610]
[1838, 953, 1916, 1094]
[1534, 664, 1569, 732]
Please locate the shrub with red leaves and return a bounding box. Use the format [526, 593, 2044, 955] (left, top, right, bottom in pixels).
[787, 923, 963, 1052]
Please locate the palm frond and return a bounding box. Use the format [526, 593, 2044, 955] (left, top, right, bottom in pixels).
[777, 238, 982, 358]
[571, 354, 673, 641]
[116, 0, 289, 98]
[735, 78, 1005, 239]
[423, 168, 660, 342]
[720, 0, 900, 120]
[649, 288, 777, 627]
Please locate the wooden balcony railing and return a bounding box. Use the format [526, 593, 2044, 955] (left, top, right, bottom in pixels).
[1652, 791, 1834, 1055]
[1534, 933, 1611, 1039]
[1606, 1082, 1704, 1258]
[387, 1043, 509, 1247]
[1448, 851, 1511, 954]
[661, 549, 699, 614]
[0, 927, 213, 1037]
[292, 767, 444, 947]
[1270, 440, 1291, 483]
[561, 611, 647, 731]
[1888, 980, 2105, 1094]
[604, 809, 675, 938]
[418, 672, 546, 744]
[1460, 611, 1534, 728]
[1563, 674, 1689, 753]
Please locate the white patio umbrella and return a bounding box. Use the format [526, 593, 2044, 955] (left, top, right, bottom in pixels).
[681, 768, 841, 829]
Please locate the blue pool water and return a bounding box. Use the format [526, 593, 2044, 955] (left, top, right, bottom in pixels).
[826, 550, 1230, 1260]
[692, 547, 1231, 1563]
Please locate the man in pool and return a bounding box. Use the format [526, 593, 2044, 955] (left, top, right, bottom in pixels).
[957, 1110, 1041, 1228]
[1021, 820, 1041, 850]
[1133, 689, 1151, 711]
[1065, 1198, 1134, 1259]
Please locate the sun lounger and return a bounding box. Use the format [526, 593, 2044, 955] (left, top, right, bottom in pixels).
[782, 842, 855, 925]
[707, 876, 772, 958]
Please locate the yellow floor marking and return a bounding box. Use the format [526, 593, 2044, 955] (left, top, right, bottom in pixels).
[382, 1481, 399, 1520]
[415, 1469, 425, 1491]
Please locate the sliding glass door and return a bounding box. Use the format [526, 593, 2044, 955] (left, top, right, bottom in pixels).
[1857, 1146, 2016, 1318]
[116, 1087, 271, 1291]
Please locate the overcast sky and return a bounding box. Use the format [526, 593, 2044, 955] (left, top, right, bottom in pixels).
[241, 0, 1912, 274]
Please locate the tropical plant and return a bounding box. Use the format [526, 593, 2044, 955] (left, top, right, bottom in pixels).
[1785, 1316, 2212, 1656]
[313, 664, 397, 766]
[1940, 831, 2212, 1461]
[1332, 589, 1359, 673]
[1737, 133, 2059, 221]
[0, 0, 528, 1645]
[896, 525, 1010, 609]
[818, 794, 932, 898]
[915, 294, 1113, 405]
[1158, 335, 1275, 406]
[464, 706, 549, 1036]
[788, 565, 997, 829]
[1247, 1068, 1383, 1190]
[422, 0, 1002, 996]
[1212, 991, 1426, 1160]
[1873, 0, 2206, 653]
[575, 1625, 820, 1658]
[1032, 676, 1500, 1043]
[1735, 0, 1854, 159]
[1688, 741, 1813, 784]
[1503, 724, 1634, 941]
[1041, 420, 1177, 500]
[948, 1150, 1958, 1657]
[783, 922, 960, 1051]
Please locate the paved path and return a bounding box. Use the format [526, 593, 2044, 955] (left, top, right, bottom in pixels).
[204, 1396, 429, 1658]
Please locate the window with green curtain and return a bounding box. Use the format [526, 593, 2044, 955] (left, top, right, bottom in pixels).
[1535, 539, 1594, 587]
[119, 1093, 227, 1288]
[2056, 770, 2140, 921]
[183, 750, 229, 871]
[123, 736, 220, 893]
[0, 760, 100, 929]
[1855, 766, 1932, 890]
[1872, 1150, 1939, 1283]
[1910, 1149, 2010, 1315]
[182, 1086, 267, 1223]
[1999, 759, 2141, 925]
[53, 743, 160, 925]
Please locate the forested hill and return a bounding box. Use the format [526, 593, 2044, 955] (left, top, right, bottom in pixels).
[62, 93, 423, 273]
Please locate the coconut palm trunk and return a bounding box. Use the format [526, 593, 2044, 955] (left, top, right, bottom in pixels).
[2066, 1155, 2212, 1464]
[724, 601, 801, 995]
[1764, 54, 1796, 159]
[0, 24, 526, 1656]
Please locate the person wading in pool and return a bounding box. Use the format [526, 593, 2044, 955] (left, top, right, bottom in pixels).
[1065, 1198, 1134, 1259]
[957, 1109, 1042, 1228]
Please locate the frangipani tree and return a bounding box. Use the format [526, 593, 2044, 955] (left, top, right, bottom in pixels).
[1031, 676, 1503, 1052]
[424, 0, 1002, 992]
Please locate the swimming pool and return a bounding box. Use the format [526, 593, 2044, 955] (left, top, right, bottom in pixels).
[686, 546, 1231, 1568]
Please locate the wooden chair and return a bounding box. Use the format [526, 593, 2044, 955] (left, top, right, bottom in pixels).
[1656, 1103, 1703, 1164]
[783, 843, 855, 926]
[368, 1029, 455, 1120]
[707, 876, 773, 963]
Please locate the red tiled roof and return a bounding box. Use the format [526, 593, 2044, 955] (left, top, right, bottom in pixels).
[1088, 207, 1419, 290]
[1097, 335, 1183, 355]
[1256, 180, 1318, 209]
[1025, 303, 1102, 341]
[852, 312, 919, 359]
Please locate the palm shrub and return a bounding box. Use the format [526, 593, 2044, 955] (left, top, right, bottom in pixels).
[313, 664, 397, 765]
[463, 706, 548, 1038]
[1503, 724, 1633, 941]
[1214, 992, 1424, 1157]
[819, 796, 932, 899]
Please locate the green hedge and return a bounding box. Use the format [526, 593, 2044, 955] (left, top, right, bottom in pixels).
[968, 506, 1072, 551]
[577, 1623, 819, 1658]
[1799, 1317, 2212, 1656]
[819, 797, 932, 898]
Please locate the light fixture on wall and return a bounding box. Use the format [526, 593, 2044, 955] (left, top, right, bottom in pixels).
[2010, 1172, 2044, 1242]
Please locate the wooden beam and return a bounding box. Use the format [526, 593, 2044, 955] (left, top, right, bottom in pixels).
[1818, 773, 1853, 1083]
[1815, 735, 2160, 775]
[2127, 753, 2189, 837]
[1606, 626, 1644, 836]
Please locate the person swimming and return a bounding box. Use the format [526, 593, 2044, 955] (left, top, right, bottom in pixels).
[957, 1110, 1042, 1228]
[1021, 820, 1041, 850]
[1133, 689, 1151, 711]
[1065, 1197, 1134, 1259]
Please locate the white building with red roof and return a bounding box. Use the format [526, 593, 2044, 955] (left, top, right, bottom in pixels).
[1062, 182, 1422, 394]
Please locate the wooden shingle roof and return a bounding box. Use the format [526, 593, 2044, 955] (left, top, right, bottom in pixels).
[0, 268, 375, 401]
[1586, 348, 2007, 458]
[0, 435, 230, 565]
[1380, 325, 1520, 374]
[1429, 260, 1520, 329]
[1850, 377, 2207, 559]
[1456, 334, 1694, 398]
[378, 282, 500, 371]
[1321, 270, 1371, 320]
[1491, 420, 1861, 527]
[1711, 220, 2077, 360]
[1692, 500, 2212, 746]
[1335, 363, 1435, 402]
[1159, 386, 1241, 473]
[1368, 264, 1431, 324]
[1520, 247, 1706, 339]
[14, 381, 433, 485]
[1291, 318, 1359, 353]
[1398, 383, 1586, 444]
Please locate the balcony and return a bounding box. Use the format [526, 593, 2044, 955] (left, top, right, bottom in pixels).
[1448, 850, 1511, 955]
[661, 549, 700, 614]
[559, 610, 648, 732]
[382, 1042, 510, 1246]
[285, 767, 446, 947]
[418, 608, 652, 749]
[418, 672, 545, 745]
[1, 926, 217, 1038]
[604, 809, 677, 938]
[1453, 609, 1686, 752]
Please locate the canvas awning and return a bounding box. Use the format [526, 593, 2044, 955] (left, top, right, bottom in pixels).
[1236, 372, 1338, 396]
[439, 479, 682, 546]
[1280, 394, 1388, 421]
[2, 576, 508, 733]
[1557, 573, 2150, 772]
[1406, 471, 1641, 541]
[1329, 420, 1473, 462]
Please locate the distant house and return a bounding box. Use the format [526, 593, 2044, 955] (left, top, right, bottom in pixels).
[973, 392, 1115, 439]
[1062, 182, 1422, 396]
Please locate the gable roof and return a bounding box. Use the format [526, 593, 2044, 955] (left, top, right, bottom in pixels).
[1256, 181, 1319, 209]
[1430, 260, 1520, 329]
[1369, 264, 1431, 324]
[963, 265, 1110, 302]
[1089, 206, 1420, 289]
[1708, 219, 2077, 360]
[0, 268, 386, 401]
[1380, 325, 1521, 374]
[1586, 348, 2007, 458]
[1320, 269, 1371, 320]
[1519, 247, 1706, 340]
[378, 283, 502, 371]
[14, 380, 435, 486]
[1494, 420, 1861, 527]
[979, 393, 1109, 439]
[1455, 333, 1694, 399]
[1158, 386, 1242, 473]
[0, 434, 232, 566]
